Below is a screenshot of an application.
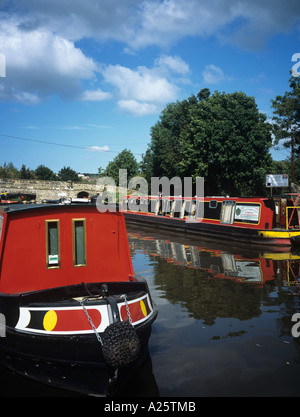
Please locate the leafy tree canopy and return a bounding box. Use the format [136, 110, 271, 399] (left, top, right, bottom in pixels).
[99, 149, 139, 185]
[20, 164, 34, 179]
[35, 164, 57, 180]
[0, 162, 20, 179]
[142, 89, 273, 196]
[271, 73, 300, 183]
[58, 166, 80, 182]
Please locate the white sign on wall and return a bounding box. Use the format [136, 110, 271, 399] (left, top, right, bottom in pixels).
[266, 174, 289, 188]
[235, 205, 260, 222]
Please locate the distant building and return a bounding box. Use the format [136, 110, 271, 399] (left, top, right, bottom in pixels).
[78, 174, 90, 181]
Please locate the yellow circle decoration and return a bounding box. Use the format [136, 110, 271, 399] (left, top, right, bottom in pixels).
[140, 300, 147, 317]
[43, 310, 57, 331]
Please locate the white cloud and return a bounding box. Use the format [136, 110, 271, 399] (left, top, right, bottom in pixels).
[202, 64, 232, 84]
[12, 91, 40, 105]
[129, 0, 300, 51]
[5, 0, 136, 43]
[102, 64, 178, 103]
[130, 0, 213, 49]
[24, 125, 38, 129]
[87, 124, 111, 129]
[86, 145, 110, 152]
[0, 18, 98, 103]
[81, 89, 112, 102]
[117, 100, 158, 116]
[1, 0, 300, 107]
[3, 0, 300, 52]
[154, 55, 190, 75]
[0, 10, 188, 112]
[101, 60, 183, 115]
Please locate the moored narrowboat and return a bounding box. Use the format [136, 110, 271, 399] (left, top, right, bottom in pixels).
[122, 194, 300, 248]
[0, 201, 157, 395]
[0, 192, 36, 204]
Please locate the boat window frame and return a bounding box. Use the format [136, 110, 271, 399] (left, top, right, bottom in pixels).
[187, 201, 197, 220]
[45, 219, 61, 269]
[220, 200, 236, 224]
[209, 200, 218, 209]
[170, 199, 182, 218]
[72, 218, 87, 267]
[154, 199, 161, 215]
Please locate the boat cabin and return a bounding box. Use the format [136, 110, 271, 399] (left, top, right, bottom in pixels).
[122, 194, 300, 246]
[123, 194, 300, 230]
[0, 203, 134, 294]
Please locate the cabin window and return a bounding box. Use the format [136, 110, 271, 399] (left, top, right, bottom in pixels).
[170, 199, 182, 218]
[73, 219, 87, 267]
[184, 201, 193, 217]
[46, 220, 60, 268]
[220, 201, 236, 224]
[155, 199, 162, 215]
[209, 200, 218, 209]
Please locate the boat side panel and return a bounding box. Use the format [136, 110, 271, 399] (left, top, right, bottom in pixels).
[124, 197, 275, 230]
[0, 207, 134, 294]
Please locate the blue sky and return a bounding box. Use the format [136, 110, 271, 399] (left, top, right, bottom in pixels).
[0, 0, 299, 174]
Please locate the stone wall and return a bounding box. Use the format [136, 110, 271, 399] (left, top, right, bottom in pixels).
[4, 178, 298, 203]
[0, 178, 103, 203]
[0, 178, 130, 203]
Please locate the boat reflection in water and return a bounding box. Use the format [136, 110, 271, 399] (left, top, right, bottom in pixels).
[0, 349, 159, 397]
[127, 228, 300, 289]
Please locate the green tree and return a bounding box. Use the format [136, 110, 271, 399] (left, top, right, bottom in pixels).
[147, 97, 195, 180]
[145, 89, 273, 196]
[295, 156, 300, 184]
[139, 148, 154, 185]
[271, 159, 290, 175]
[20, 164, 34, 179]
[58, 166, 80, 182]
[271, 73, 300, 183]
[184, 91, 273, 195]
[271, 158, 300, 185]
[0, 162, 19, 178]
[35, 164, 58, 180]
[99, 149, 139, 185]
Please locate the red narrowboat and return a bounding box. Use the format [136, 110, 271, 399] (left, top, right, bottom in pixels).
[122, 194, 300, 248]
[0, 200, 157, 395]
[0, 192, 36, 204]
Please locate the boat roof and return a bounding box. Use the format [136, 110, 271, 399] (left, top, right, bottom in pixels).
[0, 201, 120, 215]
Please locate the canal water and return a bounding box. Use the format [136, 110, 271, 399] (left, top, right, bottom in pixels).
[124, 225, 300, 397]
[1, 225, 300, 397]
